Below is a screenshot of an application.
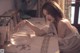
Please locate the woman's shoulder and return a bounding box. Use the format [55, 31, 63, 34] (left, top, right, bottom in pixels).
[59, 18, 70, 25]
[58, 18, 72, 30]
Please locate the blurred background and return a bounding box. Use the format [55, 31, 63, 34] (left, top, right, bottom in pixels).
[0, 0, 80, 52]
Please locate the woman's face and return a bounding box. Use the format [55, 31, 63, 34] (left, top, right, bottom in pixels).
[43, 9, 54, 23]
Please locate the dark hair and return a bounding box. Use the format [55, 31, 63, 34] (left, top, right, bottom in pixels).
[41, 1, 64, 33]
[41, 1, 64, 21]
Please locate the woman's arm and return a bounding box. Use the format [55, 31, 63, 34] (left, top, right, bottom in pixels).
[12, 20, 26, 33]
[57, 21, 66, 38]
[14, 20, 46, 36]
[24, 20, 46, 36]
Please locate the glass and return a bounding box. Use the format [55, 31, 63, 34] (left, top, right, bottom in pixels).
[71, 0, 75, 4]
[78, 7, 80, 24]
[70, 6, 75, 24]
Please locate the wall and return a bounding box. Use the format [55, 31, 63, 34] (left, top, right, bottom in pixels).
[0, 0, 14, 15]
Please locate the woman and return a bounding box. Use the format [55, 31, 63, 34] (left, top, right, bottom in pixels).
[15, 1, 80, 53]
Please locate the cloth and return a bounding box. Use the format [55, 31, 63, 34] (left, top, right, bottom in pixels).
[47, 23, 80, 53]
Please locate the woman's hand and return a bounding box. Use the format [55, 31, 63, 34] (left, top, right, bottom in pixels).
[12, 20, 33, 33]
[12, 20, 26, 33]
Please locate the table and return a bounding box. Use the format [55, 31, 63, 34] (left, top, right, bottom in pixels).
[5, 36, 60, 53]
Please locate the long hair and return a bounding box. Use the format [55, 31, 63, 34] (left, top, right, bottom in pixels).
[41, 1, 64, 33]
[41, 1, 64, 22]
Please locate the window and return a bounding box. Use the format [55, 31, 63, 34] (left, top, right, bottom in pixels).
[70, 0, 80, 32]
[70, 6, 75, 24]
[78, 7, 80, 24]
[70, 0, 80, 24]
[70, 0, 75, 24]
[71, 0, 75, 4]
